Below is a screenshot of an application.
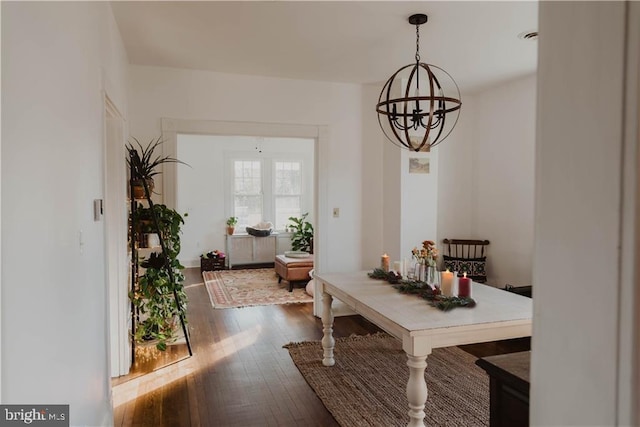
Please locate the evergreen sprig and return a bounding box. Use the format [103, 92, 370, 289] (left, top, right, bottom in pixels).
[393, 280, 432, 295]
[428, 296, 476, 311]
[368, 268, 402, 283]
[368, 268, 390, 279]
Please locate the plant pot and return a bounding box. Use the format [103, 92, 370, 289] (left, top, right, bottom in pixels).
[226, 226, 235, 235]
[135, 220, 154, 247]
[131, 178, 154, 199]
[135, 315, 179, 351]
[146, 233, 160, 248]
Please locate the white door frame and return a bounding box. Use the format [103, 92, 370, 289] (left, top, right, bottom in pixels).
[103, 94, 130, 377]
[620, 2, 640, 423]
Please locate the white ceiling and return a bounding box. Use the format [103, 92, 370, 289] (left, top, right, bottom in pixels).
[111, 1, 538, 93]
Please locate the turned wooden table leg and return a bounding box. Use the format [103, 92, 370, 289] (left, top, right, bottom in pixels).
[406, 353, 429, 427]
[321, 291, 335, 367]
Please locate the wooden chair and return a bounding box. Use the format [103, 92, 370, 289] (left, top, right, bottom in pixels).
[442, 239, 490, 283]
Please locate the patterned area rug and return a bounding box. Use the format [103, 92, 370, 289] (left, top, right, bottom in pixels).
[284, 332, 489, 427]
[203, 268, 313, 309]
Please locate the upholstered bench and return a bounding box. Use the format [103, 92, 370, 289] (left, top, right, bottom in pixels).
[275, 254, 314, 292]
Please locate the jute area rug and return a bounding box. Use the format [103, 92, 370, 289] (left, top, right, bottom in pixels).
[284, 332, 489, 427]
[203, 268, 313, 309]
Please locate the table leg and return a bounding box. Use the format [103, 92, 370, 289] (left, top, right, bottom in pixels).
[321, 291, 335, 367]
[406, 354, 429, 427]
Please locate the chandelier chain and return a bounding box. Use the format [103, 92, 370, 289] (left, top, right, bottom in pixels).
[415, 24, 420, 62]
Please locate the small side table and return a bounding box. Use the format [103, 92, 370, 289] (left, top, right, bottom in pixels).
[476, 351, 531, 427]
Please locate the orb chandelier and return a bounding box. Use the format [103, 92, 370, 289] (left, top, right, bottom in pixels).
[376, 14, 462, 152]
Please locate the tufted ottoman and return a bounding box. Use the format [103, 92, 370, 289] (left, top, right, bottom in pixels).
[275, 254, 314, 292]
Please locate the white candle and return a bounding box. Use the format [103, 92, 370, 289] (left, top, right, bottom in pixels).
[452, 273, 459, 297]
[393, 261, 402, 274]
[440, 269, 454, 297]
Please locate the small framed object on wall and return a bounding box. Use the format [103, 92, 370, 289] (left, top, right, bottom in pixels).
[409, 157, 430, 174]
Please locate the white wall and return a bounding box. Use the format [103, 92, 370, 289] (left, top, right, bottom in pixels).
[381, 123, 402, 264]
[1, 2, 128, 425]
[361, 85, 385, 269]
[176, 134, 314, 267]
[400, 149, 439, 265]
[436, 96, 475, 244]
[471, 75, 537, 287]
[433, 76, 536, 287]
[532, 1, 636, 425]
[129, 65, 363, 273]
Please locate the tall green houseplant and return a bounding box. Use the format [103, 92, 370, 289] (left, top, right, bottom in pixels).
[129, 204, 187, 351]
[127, 135, 191, 353]
[288, 213, 314, 253]
[126, 136, 188, 180]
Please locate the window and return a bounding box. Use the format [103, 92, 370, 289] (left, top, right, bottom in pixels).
[233, 160, 263, 227]
[230, 158, 303, 230]
[274, 161, 302, 230]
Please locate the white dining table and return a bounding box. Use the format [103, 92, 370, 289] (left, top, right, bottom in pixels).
[316, 271, 532, 427]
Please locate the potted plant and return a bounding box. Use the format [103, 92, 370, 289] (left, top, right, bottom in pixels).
[132, 253, 187, 351]
[226, 216, 238, 235]
[129, 204, 187, 351]
[126, 136, 188, 199]
[288, 213, 314, 254]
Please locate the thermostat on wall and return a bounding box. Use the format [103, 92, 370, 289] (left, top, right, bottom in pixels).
[94, 199, 103, 221]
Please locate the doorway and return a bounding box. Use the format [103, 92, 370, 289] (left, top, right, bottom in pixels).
[160, 119, 329, 316]
[175, 134, 315, 270]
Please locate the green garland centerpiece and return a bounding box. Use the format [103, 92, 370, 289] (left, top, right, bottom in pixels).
[367, 267, 476, 312]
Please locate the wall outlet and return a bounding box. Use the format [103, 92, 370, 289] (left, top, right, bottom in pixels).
[333, 208, 340, 218]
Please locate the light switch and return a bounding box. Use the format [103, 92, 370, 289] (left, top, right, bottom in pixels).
[333, 208, 340, 218]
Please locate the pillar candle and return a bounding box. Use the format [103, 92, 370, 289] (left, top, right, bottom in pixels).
[393, 261, 402, 274]
[440, 269, 454, 297]
[381, 253, 390, 272]
[453, 274, 459, 296]
[458, 272, 471, 298]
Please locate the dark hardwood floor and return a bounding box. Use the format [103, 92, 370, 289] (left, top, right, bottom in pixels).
[112, 267, 530, 426]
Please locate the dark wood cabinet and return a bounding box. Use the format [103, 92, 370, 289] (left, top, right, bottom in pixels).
[476, 351, 531, 427]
